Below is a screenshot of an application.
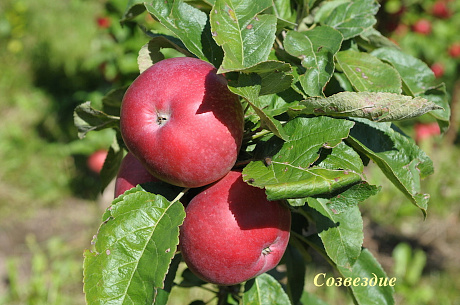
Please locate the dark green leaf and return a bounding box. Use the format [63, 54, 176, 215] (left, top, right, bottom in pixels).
[307, 198, 363, 268]
[314, 142, 364, 174]
[335, 50, 402, 93]
[347, 118, 433, 216]
[319, 0, 379, 39]
[284, 245, 305, 305]
[337, 249, 395, 305]
[243, 273, 291, 305]
[326, 182, 380, 213]
[210, 0, 277, 73]
[122, 0, 147, 22]
[284, 26, 343, 97]
[83, 186, 185, 305]
[300, 91, 443, 122]
[73, 101, 120, 139]
[99, 137, 124, 193]
[102, 87, 128, 117]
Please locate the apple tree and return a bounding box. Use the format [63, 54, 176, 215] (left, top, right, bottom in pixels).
[74, 0, 451, 304]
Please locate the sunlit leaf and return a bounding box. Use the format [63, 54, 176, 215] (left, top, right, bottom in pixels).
[84, 186, 185, 305]
[243, 273, 291, 305]
[210, 0, 277, 73]
[335, 50, 401, 93]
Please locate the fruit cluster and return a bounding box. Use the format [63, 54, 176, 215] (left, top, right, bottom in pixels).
[114, 57, 291, 286]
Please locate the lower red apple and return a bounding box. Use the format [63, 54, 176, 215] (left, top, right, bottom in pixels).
[114, 152, 158, 198]
[179, 171, 291, 286]
[120, 57, 244, 188]
[87, 149, 108, 174]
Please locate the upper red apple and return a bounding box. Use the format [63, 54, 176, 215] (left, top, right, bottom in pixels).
[120, 57, 244, 188]
[87, 149, 108, 174]
[179, 171, 291, 286]
[114, 152, 158, 198]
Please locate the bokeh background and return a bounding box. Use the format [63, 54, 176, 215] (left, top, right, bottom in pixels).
[0, 0, 459, 304]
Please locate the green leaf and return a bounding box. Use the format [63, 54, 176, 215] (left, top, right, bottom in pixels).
[137, 36, 193, 73]
[335, 50, 402, 93]
[371, 47, 450, 129]
[83, 186, 186, 305]
[102, 86, 128, 117]
[153, 254, 182, 305]
[227, 61, 294, 140]
[284, 26, 343, 97]
[307, 198, 363, 268]
[243, 273, 291, 305]
[122, 0, 147, 22]
[210, 0, 277, 73]
[337, 249, 395, 305]
[319, 0, 379, 39]
[284, 245, 306, 305]
[100, 137, 124, 192]
[347, 119, 433, 217]
[300, 91, 443, 122]
[314, 142, 364, 174]
[145, 0, 222, 64]
[73, 101, 120, 139]
[242, 116, 361, 200]
[326, 182, 380, 213]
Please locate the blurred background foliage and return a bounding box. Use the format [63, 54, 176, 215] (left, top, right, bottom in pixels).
[0, 0, 459, 304]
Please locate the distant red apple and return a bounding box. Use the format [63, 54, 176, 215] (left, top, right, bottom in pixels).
[114, 152, 158, 198]
[87, 149, 108, 174]
[412, 19, 432, 35]
[414, 122, 440, 143]
[96, 17, 111, 29]
[432, 1, 451, 19]
[448, 43, 460, 58]
[430, 62, 444, 78]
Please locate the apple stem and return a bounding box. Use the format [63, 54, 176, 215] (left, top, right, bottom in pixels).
[172, 188, 190, 203]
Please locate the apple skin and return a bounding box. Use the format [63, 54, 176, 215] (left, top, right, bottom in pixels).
[179, 171, 291, 286]
[87, 149, 108, 174]
[120, 57, 244, 188]
[114, 152, 158, 198]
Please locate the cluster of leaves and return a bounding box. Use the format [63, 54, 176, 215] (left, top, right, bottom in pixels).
[74, 0, 450, 304]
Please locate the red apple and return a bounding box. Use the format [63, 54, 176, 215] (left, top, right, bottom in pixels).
[412, 19, 431, 35]
[448, 43, 460, 58]
[414, 122, 440, 143]
[430, 62, 444, 78]
[431, 1, 451, 19]
[96, 17, 111, 29]
[179, 171, 291, 286]
[87, 149, 108, 174]
[120, 57, 244, 188]
[114, 152, 158, 198]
